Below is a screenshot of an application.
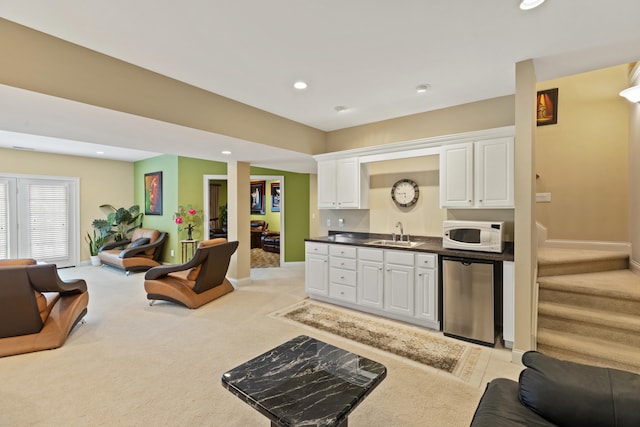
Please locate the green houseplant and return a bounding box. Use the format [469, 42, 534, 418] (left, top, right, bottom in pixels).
[92, 204, 144, 242]
[84, 230, 105, 266]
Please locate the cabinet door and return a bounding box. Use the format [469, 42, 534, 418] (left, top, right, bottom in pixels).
[384, 264, 414, 316]
[358, 260, 384, 309]
[317, 160, 337, 209]
[336, 158, 360, 208]
[415, 267, 437, 322]
[476, 137, 514, 208]
[502, 261, 515, 347]
[440, 142, 473, 208]
[305, 254, 329, 295]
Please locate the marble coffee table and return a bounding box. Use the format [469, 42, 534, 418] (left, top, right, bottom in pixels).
[221, 335, 387, 427]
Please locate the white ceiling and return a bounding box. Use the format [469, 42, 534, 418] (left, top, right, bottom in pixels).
[0, 0, 639, 171]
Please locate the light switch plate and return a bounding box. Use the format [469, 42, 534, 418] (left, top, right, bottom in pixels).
[536, 192, 551, 203]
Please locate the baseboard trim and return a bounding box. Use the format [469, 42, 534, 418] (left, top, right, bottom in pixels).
[510, 348, 526, 365]
[229, 276, 252, 287]
[630, 259, 640, 274]
[542, 239, 631, 253]
[283, 261, 305, 268]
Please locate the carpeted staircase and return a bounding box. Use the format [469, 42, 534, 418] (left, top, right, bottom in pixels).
[536, 247, 640, 374]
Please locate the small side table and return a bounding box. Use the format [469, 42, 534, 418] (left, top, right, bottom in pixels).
[222, 335, 387, 426]
[180, 239, 198, 262]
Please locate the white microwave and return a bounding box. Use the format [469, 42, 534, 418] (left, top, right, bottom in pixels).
[442, 220, 505, 253]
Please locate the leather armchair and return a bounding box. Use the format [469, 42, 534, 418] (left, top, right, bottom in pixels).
[144, 238, 239, 308]
[98, 228, 167, 274]
[250, 220, 267, 248]
[0, 259, 89, 358]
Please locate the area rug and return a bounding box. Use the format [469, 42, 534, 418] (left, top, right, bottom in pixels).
[272, 299, 484, 382]
[250, 247, 280, 268]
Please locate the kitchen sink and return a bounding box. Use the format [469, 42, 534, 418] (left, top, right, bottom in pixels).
[366, 239, 422, 248]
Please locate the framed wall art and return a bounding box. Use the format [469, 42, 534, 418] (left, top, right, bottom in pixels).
[250, 181, 265, 214]
[144, 171, 163, 215]
[537, 88, 558, 126]
[271, 183, 281, 212]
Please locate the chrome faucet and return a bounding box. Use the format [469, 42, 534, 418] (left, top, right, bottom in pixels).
[395, 221, 404, 242]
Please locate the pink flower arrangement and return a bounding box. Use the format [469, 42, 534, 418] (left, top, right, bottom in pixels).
[173, 204, 203, 235]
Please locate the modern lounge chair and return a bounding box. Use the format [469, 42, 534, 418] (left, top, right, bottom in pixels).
[0, 259, 89, 357]
[143, 238, 239, 308]
[98, 228, 167, 274]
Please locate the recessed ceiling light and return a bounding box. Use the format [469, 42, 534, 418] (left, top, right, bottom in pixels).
[416, 84, 431, 93]
[520, 0, 545, 10]
[334, 106, 348, 113]
[293, 81, 308, 90]
[221, 150, 232, 155]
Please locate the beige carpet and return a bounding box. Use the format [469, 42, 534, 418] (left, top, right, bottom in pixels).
[273, 300, 485, 382]
[0, 265, 520, 426]
[250, 247, 280, 268]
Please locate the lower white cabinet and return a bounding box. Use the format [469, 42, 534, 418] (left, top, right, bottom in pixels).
[306, 242, 440, 330]
[502, 261, 515, 348]
[305, 243, 329, 296]
[357, 248, 384, 309]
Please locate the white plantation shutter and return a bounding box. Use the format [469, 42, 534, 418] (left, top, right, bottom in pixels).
[0, 181, 7, 259]
[28, 183, 69, 260]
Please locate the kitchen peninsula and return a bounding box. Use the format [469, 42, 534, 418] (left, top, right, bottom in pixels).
[304, 232, 515, 346]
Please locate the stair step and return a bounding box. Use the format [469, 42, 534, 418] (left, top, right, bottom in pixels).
[537, 328, 640, 374]
[537, 247, 628, 277]
[538, 269, 640, 314]
[537, 301, 640, 346]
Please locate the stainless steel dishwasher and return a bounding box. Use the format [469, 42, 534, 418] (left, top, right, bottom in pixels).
[442, 256, 495, 346]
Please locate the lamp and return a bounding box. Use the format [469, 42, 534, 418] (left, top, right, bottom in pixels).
[520, 0, 545, 10]
[619, 85, 640, 103]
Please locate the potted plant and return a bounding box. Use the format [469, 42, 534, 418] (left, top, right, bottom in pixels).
[92, 204, 143, 242]
[84, 230, 104, 266]
[219, 204, 228, 232]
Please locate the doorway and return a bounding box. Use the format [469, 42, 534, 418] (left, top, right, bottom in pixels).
[203, 174, 284, 268]
[0, 174, 79, 267]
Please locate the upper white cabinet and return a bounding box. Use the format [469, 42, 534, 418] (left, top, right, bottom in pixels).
[440, 137, 514, 208]
[317, 158, 369, 209]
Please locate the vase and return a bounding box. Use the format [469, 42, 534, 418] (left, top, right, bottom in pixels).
[90, 255, 101, 266]
[187, 224, 194, 240]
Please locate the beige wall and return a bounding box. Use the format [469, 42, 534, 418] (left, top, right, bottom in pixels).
[0, 148, 134, 261]
[535, 65, 630, 242]
[627, 63, 640, 266]
[326, 96, 515, 152]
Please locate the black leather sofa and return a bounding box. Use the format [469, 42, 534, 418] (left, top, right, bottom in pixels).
[470, 351, 640, 427]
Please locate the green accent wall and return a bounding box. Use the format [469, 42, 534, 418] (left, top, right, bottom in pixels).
[134, 156, 309, 264]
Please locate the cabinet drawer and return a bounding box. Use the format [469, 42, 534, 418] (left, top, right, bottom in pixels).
[329, 245, 357, 258]
[306, 242, 328, 255]
[358, 247, 383, 262]
[385, 250, 414, 266]
[330, 267, 357, 286]
[415, 253, 437, 269]
[329, 283, 357, 302]
[330, 256, 357, 270]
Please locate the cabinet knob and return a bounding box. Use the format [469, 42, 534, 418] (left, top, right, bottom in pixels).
[418, 273, 423, 277]
[340, 276, 345, 279]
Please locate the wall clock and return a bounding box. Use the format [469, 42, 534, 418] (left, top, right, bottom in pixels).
[391, 179, 419, 207]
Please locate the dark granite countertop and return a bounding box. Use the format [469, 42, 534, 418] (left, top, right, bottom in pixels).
[305, 231, 514, 262]
[221, 335, 387, 427]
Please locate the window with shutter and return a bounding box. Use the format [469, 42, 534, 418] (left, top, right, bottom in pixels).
[0, 181, 7, 259]
[28, 183, 70, 261]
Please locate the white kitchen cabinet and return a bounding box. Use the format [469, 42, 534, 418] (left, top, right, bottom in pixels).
[357, 247, 384, 309]
[317, 158, 369, 209]
[476, 137, 514, 207]
[502, 260, 515, 348]
[440, 142, 474, 208]
[415, 254, 438, 322]
[305, 243, 328, 296]
[384, 250, 414, 317]
[440, 137, 514, 208]
[329, 245, 357, 303]
[305, 242, 439, 329]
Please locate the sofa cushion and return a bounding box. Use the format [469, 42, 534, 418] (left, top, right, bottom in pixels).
[519, 351, 640, 427]
[470, 378, 555, 427]
[129, 237, 150, 248]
